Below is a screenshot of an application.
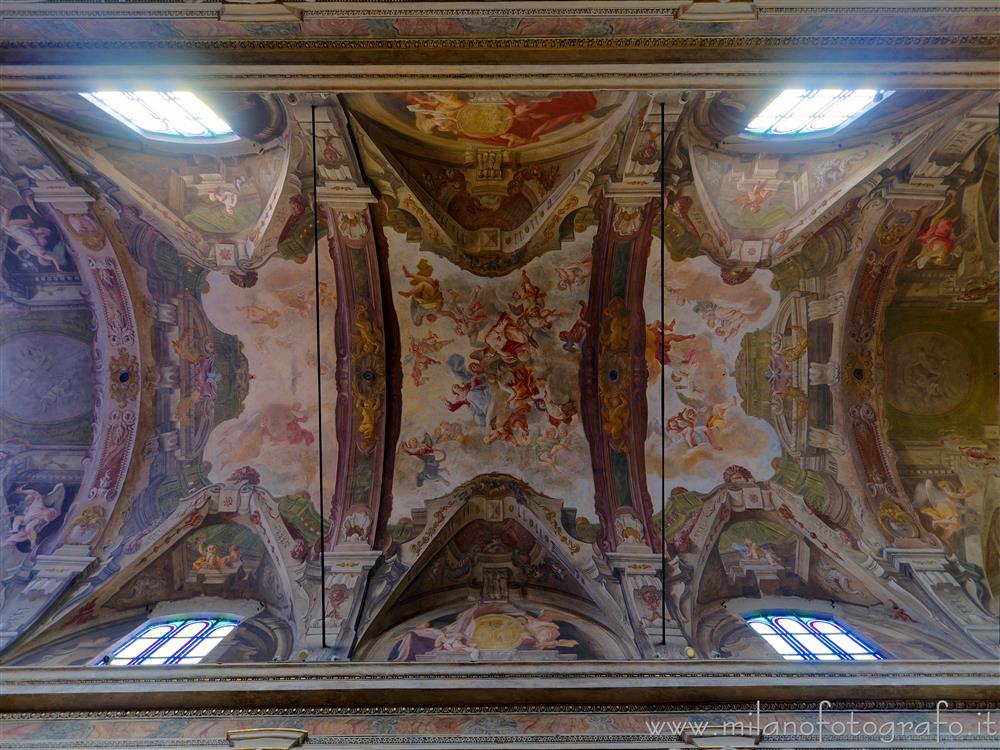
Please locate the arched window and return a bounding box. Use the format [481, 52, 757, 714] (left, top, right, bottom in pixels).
[745, 612, 885, 661]
[103, 618, 238, 666]
[744, 89, 893, 137]
[80, 91, 237, 144]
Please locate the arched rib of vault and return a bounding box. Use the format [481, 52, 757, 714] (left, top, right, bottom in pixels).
[354, 473, 630, 656]
[0, 106, 142, 656]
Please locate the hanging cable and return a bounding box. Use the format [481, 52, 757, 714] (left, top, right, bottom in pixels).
[659, 100, 667, 646]
[311, 103, 329, 650]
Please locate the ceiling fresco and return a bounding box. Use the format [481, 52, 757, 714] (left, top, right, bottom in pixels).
[644, 253, 781, 500]
[0, 87, 997, 668]
[200, 253, 338, 503]
[386, 229, 598, 527]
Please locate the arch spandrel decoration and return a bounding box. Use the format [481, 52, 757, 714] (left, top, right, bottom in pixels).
[354, 473, 640, 661]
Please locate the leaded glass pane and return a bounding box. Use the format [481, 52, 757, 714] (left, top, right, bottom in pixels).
[173, 620, 213, 639]
[208, 624, 237, 639]
[137, 624, 175, 639]
[745, 89, 892, 136]
[773, 616, 809, 634]
[761, 635, 798, 655]
[748, 621, 777, 635]
[80, 92, 236, 143]
[112, 637, 160, 660]
[184, 638, 225, 658]
[146, 636, 190, 660]
[826, 633, 873, 654]
[808, 620, 844, 634]
[789, 633, 833, 655]
[102, 618, 238, 666]
[744, 613, 884, 661]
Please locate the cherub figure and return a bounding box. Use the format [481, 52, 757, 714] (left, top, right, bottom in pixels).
[692, 300, 748, 341]
[647, 319, 695, 368]
[485, 408, 530, 447]
[401, 433, 450, 488]
[555, 258, 592, 290]
[399, 259, 448, 326]
[511, 270, 560, 331]
[731, 537, 763, 560]
[731, 182, 774, 214]
[559, 301, 589, 352]
[665, 407, 722, 451]
[444, 285, 487, 337]
[912, 215, 966, 269]
[192, 533, 224, 572]
[535, 380, 577, 427]
[208, 188, 239, 215]
[916, 479, 977, 544]
[237, 304, 281, 329]
[220, 545, 243, 572]
[4, 483, 65, 552]
[669, 350, 703, 393]
[404, 331, 454, 386]
[534, 425, 571, 471]
[3, 205, 71, 272]
[484, 312, 534, 364]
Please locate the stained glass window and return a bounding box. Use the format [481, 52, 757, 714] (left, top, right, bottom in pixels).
[745, 613, 885, 661]
[744, 89, 893, 137]
[104, 618, 238, 666]
[80, 92, 237, 143]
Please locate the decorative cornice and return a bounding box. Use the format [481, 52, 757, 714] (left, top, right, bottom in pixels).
[4, 699, 1000, 721]
[2, 660, 997, 715]
[2, 1, 998, 16]
[3, 34, 998, 51]
[4, 63, 997, 96]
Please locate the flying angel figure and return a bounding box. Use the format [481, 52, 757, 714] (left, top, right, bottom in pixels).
[5, 483, 66, 552]
[915, 479, 976, 544]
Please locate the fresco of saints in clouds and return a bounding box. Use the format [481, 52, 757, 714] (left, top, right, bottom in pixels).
[387, 229, 597, 524]
[200, 253, 337, 510]
[644, 254, 782, 506]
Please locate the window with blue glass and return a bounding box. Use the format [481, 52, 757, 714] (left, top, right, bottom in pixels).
[104, 618, 238, 666]
[745, 613, 885, 661]
[80, 91, 237, 144]
[744, 89, 892, 137]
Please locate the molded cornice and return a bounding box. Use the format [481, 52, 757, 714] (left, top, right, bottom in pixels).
[1, 660, 997, 712]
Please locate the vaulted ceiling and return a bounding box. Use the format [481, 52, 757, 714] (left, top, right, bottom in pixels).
[0, 82, 997, 667]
